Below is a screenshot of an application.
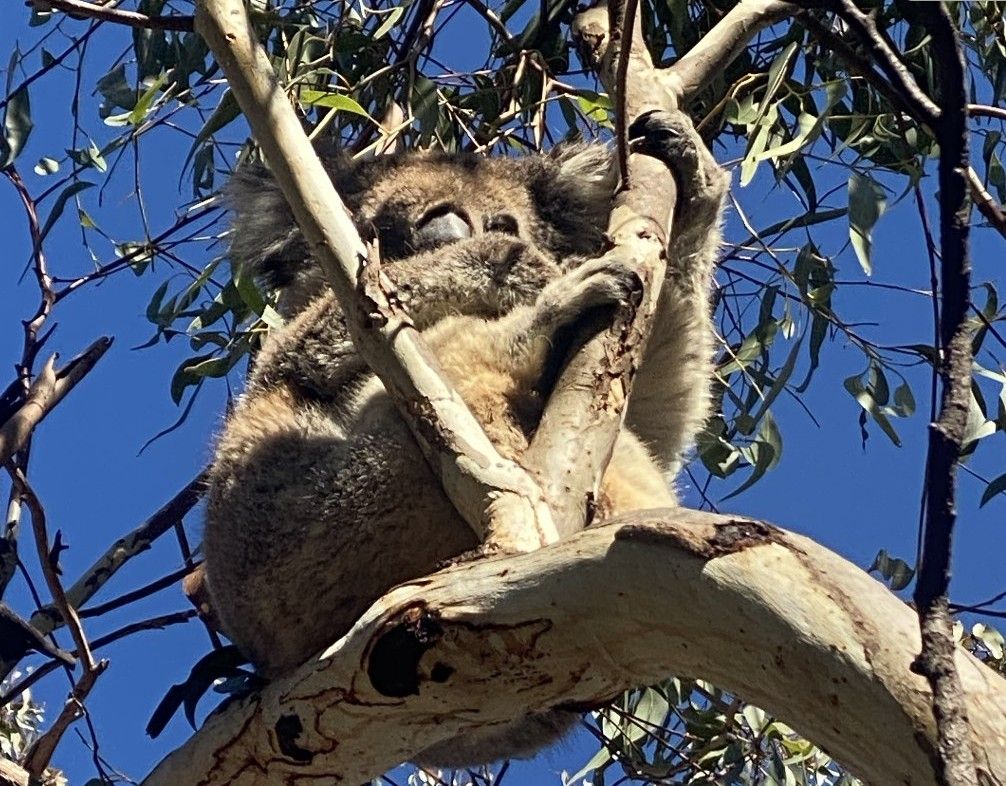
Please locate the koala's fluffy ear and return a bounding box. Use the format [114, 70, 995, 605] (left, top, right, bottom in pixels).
[224, 153, 362, 291]
[526, 143, 617, 255]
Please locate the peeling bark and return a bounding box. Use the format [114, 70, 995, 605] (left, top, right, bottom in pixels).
[142, 510, 1006, 786]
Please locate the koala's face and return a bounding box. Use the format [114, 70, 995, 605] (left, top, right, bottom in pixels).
[351, 156, 547, 262]
[226, 144, 617, 317]
[337, 149, 616, 262]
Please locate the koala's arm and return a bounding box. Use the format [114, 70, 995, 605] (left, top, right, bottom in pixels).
[623, 111, 730, 476]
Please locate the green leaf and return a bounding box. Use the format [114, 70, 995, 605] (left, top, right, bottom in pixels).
[754, 42, 798, 129]
[964, 389, 996, 445]
[146, 280, 172, 324]
[1, 87, 32, 167]
[723, 412, 782, 499]
[33, 156, 58, 175]
[373, 6, 404, 39]
[565, 743, 613, 785]
[848, 173, 887, 275]
[96, 64, 136, 117]
[38, 181, 95, 244]
[891, 382, 916, 418]
[627, 688, 669, 742]
[67, 141, 107, 172]
[973, 623, 1005, 660]
[298, 89, 369, 117]
[753, 82, 845, 164]
[844, 364, 903, 447]
[868, 549, 915, 591]
[126, 73, 168, 126]
[234, 268, 284, 330]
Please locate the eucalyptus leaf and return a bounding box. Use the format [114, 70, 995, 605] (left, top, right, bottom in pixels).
[848, 173, 887, 275]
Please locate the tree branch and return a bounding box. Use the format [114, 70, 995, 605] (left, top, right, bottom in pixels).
[140, 510, 1006, 786]
[10, 471, 107, 776]
[0, 337, 112, 465]
[28, 0, 194, 31]
[905, 4, 979, 785]
[25, 472, 206, 639]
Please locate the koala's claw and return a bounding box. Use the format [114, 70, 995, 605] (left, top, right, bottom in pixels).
[534, 257, 643, 334]
[628, 109, 728, 204]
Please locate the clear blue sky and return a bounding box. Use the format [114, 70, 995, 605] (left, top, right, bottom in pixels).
[1, 9, 1004, 785]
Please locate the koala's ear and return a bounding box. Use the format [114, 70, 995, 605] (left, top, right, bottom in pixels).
[225, 151, 365, 291]
[526, 143, 617, 255]
[224, 163, 305, 291]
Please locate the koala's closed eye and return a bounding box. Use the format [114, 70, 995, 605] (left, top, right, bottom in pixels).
[416, 205, 472, 247]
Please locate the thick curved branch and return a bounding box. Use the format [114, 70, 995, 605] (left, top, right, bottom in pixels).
[141, 510, 1006, 786]
[668, 0, 797, 101]
[195, 0, 557, 552]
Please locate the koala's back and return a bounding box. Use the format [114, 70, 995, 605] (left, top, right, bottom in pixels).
[205, 364, 477, 675]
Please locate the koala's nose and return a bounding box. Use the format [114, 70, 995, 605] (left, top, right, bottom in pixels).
[416, 208, 473, 245]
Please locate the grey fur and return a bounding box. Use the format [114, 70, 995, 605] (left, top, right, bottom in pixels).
[204, 110, 728, 768]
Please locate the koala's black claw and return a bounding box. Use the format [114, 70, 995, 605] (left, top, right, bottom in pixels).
[628, 109, 687, 152]
[628, 110, 701, 176]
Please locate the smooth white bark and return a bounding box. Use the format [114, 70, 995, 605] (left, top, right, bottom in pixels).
[142, 510, 1006, 786]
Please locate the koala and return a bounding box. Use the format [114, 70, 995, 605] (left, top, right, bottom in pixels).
[203, 110, 729, 767]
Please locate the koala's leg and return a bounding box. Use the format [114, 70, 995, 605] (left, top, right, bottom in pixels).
[622, 110, 730, 477]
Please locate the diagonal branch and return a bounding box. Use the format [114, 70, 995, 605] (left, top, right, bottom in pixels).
[0, 337, 112, 465]
[25, 472, 206, 638]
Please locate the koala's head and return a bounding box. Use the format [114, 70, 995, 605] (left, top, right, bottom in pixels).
[226, 145, 617, 317]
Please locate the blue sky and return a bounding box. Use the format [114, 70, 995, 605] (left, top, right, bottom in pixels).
[1, 7, 1004, 785]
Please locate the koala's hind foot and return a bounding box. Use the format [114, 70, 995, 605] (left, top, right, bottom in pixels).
[628, 109, 729, 220]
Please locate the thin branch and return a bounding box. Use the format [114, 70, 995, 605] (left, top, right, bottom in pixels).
[668, 0, 797, 101]
[0, 610, 196, 708]
[28, 0, 195, 30]
[0, 23, 100, 113]
[458, 0, 513, 44]
[800, 12, 1006, 242]
[965, 168, 1006, 237]
[968, 104, 1006, 122]
[830, 0, 940, 127]
[9, 471, 107, 776]
[26, 472, 206, 637]
[0, 337, 113, 464]
[79, 563, 197, 618]
[904, 3, 979, 785]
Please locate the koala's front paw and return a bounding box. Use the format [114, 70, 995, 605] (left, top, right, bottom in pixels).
[628, 110, 729, 209]
[532, 257, 643, 336]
